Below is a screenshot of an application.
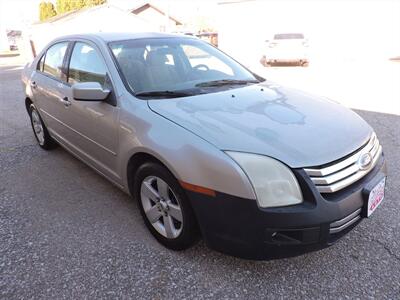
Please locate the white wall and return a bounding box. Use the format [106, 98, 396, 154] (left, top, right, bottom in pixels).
[0, 27, 9, 51]
[0, 0, 10, 52]
[136, 8, 178, 32]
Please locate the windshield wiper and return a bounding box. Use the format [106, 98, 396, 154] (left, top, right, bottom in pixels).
[195, 79, 259, 88]
[135, 90, 192, 99]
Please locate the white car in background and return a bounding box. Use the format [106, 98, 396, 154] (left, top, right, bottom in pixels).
[261, 33, 309, 67]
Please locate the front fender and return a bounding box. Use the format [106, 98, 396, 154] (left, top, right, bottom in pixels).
[118, 99, 256, 200]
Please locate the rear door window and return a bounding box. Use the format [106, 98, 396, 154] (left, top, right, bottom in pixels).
[43, 42, 68, 79]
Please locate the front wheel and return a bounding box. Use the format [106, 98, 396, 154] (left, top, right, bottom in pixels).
[134, 162, 199, 250]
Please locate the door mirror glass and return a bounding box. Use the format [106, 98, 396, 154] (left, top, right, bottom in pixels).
[72, 82, 110, 101]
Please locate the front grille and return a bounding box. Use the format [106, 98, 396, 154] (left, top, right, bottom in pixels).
[329, 208, 362, 234]
[304, 133, 382, 193]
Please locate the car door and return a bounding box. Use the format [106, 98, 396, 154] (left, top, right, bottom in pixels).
[30, 41, 70, 137]
[56, 40, 120, 183]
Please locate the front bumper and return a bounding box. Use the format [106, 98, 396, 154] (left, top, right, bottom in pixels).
[186, 154, 387, 259]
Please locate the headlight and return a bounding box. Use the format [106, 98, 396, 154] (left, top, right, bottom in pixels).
[226, 152, 303, 208]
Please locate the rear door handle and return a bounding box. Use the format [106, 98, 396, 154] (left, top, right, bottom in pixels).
[60, 96, 71, 107]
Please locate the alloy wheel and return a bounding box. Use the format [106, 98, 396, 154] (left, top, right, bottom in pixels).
[31, 109, 45, 145]
[140, 176, 183, 239]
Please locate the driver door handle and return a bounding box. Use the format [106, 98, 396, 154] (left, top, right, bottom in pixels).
[60, 96, 71, 107]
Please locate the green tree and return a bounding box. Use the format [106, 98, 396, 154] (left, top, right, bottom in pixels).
[56, 0, 70, 14]
[84, 0, 107, 6]
[41, 0, 107, 19]
[39, 1, 57, 21]
[69, 0, 86, 11]
[39, 2, 46, 20]
[55, 0, 106, 14]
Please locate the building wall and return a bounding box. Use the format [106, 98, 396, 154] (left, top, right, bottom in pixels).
[136, 8, 177, 32]
[0, 28, 9, 51]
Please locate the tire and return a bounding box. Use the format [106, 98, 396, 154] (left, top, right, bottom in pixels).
[134, 162, 199, 250]
[29, 104, 56, 150]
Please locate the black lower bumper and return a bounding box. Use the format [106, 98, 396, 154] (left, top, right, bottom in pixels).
[186, 155, 387, 260]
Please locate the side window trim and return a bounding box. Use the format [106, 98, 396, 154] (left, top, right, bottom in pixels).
[63, 41, 76, 86]
[37, 53, 46, 72]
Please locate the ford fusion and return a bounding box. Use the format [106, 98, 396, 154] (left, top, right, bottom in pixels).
[22, 33, 387, 258]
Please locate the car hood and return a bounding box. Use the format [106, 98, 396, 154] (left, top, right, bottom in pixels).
[147, 83, 372, 168]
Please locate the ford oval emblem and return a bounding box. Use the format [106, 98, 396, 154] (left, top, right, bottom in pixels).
[358, 153, 372, 170]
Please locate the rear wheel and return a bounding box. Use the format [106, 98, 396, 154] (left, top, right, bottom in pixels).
[29, 104, 56, 150]
[134, 162, 199, 250]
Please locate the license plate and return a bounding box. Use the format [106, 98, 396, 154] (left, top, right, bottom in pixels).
[367, 177, 386, 217]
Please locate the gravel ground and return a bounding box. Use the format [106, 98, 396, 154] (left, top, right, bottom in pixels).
[1, 57, 399, 299]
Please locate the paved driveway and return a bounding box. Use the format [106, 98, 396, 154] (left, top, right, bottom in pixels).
[1, 56, 399, 299]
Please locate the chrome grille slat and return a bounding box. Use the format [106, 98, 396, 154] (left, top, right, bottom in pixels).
[310, 163, 359, 185]
[330, 209, 362, 234]
[330, 208, 362, 228]
[304, 133, 376, 177]
[305, 133, 381, 193]
[370, 140, 379, 158]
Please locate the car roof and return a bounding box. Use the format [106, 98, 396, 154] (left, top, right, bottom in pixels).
[54, 32, 195, 43]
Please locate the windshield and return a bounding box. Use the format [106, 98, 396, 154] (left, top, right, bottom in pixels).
[109, 37, 260, 98]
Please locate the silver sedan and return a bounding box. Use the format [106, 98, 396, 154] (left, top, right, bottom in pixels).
[22, 33, 386, 259]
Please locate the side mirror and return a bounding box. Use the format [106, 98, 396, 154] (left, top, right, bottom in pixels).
[72, 82, 110, 101]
